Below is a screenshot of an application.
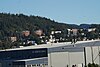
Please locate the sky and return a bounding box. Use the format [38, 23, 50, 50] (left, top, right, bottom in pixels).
[0, 0, 100, 24]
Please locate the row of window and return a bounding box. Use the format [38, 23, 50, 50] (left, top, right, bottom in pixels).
[0, 48, 48, 60]
[27, 64, 48, 67]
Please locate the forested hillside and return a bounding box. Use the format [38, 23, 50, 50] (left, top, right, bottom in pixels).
[0, 13, 78, 49]
[0, 13, 100, 49]
[0, 13, 75, 39]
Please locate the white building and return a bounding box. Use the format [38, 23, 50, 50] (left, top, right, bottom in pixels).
[0, 40, 100, 67]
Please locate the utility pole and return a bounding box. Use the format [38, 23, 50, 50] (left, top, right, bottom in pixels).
[84, 47, 87, 67]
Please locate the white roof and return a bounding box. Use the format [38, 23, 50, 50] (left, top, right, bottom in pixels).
[0, 40, 100, 51]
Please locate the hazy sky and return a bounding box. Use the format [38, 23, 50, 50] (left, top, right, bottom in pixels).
[0, 0, 100, 24]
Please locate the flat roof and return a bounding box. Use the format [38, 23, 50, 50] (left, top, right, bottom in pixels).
[0, 40, 100, 51]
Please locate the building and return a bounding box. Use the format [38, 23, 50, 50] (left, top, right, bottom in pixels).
[35, 30, 43, 36]
[10, 37, 17, 42]
[0, 48, 48, 67]
[22, 31, 30, 37]
[0, 40, 100, 67]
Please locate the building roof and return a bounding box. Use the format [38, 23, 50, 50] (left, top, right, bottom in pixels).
[0, 40, 100, 52]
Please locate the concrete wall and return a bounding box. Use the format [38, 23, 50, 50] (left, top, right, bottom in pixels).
[48, 52, 69, 67]
[86, 46, 100, 65]
[48, 51, 84, 67]
[48, 46, 100, 67]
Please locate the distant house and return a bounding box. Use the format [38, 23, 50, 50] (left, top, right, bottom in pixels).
[22, 31, 30, 36]
[67, 29, 78, 36]
[10, 37, 17, 42]
[49, 31, 62, 43]
[20, 31, 36, 45]
[35, 29, 43, 36]
[72, 29, 78, 36]
[88, 28, 96, 32]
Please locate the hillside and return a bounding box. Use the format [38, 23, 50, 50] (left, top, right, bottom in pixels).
[0, 13, 79, 49]
[0, 13, 77, 39]
[0, 13, 100, 49]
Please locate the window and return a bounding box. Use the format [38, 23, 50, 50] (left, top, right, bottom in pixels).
[27, 65, 31, 67]
[32, 64, 36, 67]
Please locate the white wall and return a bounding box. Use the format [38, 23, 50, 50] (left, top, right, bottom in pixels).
[48, 52, 84, 67]
[69, 52, 84, 67]
[48, 52, 69, 67]
[86, 46, 100, 65]
[47, 40, 100, 67]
